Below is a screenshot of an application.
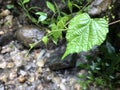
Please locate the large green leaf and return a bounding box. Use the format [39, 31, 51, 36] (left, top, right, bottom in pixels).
[62, 13, 108, 59]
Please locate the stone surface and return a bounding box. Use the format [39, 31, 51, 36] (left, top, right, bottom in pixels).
[18, 75, 27, 83]
[15, 25, 45, 48]
[88, 0, 113, 16]
[46, 46, 77, 70]
[0, 32, 14, 46]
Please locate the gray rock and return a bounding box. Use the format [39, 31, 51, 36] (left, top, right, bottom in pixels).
[11, 53, 23, 67]
[0, 32, 14, 46]
[46, 46, 77, 70]
[15, 25, 45, 48]
[88, 0, 113, 16]
[0, 83, 4, 90]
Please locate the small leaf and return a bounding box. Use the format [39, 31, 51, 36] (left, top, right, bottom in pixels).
[6, 4, 14, 9]
[36, 12, 47, 22]
[62, 13, 108, 59]
[57, 16, 69, 29]
[42, 36, 48, 46]
[50, 23, 59, 44]
[68, 0, 73, 13]
[23, 0, 30, 4]
[46, 1, 56, 13]
[50, 16, 69, 44]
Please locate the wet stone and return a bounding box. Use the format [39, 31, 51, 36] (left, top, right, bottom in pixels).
[46, 46, 77, 70]
[15, 25, 45, 48]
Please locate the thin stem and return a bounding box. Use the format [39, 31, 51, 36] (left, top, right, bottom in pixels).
[109, 19, 120, 26]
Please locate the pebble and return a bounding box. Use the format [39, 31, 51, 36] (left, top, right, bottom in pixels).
[4, 15, 13, 28]
[0, 84, 5, 90]
[74, 83, 81, 90]
[0, 31, 4, 35]
[19, 70, 27, 76]
[18, 75, 27, 83]
[52, 77, 61, 85]
[6, 62, 15, 68]
[36, 59, 46, 67]
[0, 9, 10, 17]
[0, 62, 6, 69]
[0, 74, 8, 83]
[11, 53, 23, 67]
[1, 47, 12, 53]
[60, 83, 66, 90]
[9, 71, 17, 80]
[36, 67, 42, 74]
[37, 84, 43, 90]
[28, 75, 35, 82]
[15, 25, 45, 48]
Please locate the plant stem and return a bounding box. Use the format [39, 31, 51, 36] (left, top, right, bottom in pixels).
[109, 19, 120, 25]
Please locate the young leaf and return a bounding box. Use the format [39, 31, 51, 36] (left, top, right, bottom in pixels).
[57, 16, 69, 29]
[46, 1, 56, 13]
[50, 16, 69, 44]
[68, 0, 73, 13]
[23, 0, 30, 4]
[42, 36, 48, 46]
[36, 12, 47, 22]
[50, 23, 59, 44]
[62, 13, 108, 59]
[6, 4, 14, 9]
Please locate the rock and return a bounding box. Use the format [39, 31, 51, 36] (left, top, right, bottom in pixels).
[15, 25, 45, 48]
[0, 32, 14, 46]
[4, 15, 13, 28]
[88, 0, 113, 16]
[0, 82, 5, 90]
[60, 83, 66, 90]
[46, 46, 77, 70]
[6, 62, 15, 68]
[37, 84, 43, 90]
[11, 53, 23, 67]
[52, 77, 61, 85]
[0, 31, 4, 35]
[36, 59, 46, 67]
[0, 62, 6, 69]
[18, 75, 27, 83]
[1, 47, 12, 54]
[0, 9, 10, 17]
[28, 75, 35, 82]
[5, 84, 16, 90]
[19, 70, 27, 76]
[0, 74, 8, 83]
[9, 70, 17, 80]
[74, 83, 81, 90]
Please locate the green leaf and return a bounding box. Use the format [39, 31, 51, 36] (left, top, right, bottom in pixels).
[46, 1, 56, 13]
[50, 23, 59, 44]
[36, 12, 47, 22]
[42, 36, 48, 46]
[50, 16, 69, 44]
[6, 4, 14, 9]
[57, 16, 69, 29]
[68, 0, 73, 13]
[23, 0, 30, 4]
[62, 13, 108, 59]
